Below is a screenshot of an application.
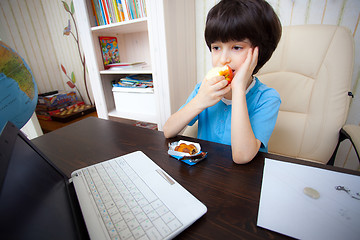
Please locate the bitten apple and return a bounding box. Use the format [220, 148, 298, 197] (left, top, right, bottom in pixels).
[205, 65, 234, 83]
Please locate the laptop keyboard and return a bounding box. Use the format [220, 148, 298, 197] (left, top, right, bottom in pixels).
[82, 157, 183, 240]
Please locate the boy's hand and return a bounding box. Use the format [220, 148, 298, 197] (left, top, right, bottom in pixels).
[231, 47, 259, 91]
[195, 75, 231, 110]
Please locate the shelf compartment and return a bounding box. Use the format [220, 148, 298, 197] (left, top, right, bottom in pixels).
[93, 30, 151, 72]
[91, 18, 148, 35]
[111, 87, 157, 123]
[100, 65, 152, 75]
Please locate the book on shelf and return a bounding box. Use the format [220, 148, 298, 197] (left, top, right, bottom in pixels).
[99, 0, 107, 25]
[99, 36, 121, 69]
[112, 74, 153, 90]
[90, 0, 99, 26]
[90, 0, 147, 26]
[100, 0, 111, 24]
[111, 0, 121, 22]
[116, 0, 125, 21]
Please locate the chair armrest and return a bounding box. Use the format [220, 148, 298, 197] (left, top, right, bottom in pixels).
[329, 124, 360, 166]
[341, 124, 360, 160]
[182, 121, 198, 138]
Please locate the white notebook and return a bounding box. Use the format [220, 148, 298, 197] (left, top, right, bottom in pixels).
[257, 158, 360, 240]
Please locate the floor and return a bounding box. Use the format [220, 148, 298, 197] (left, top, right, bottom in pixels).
[38, 111, 158, 133]
[38, 111, 98, 133]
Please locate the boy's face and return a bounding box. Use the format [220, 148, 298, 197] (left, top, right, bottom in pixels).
[210, 39, 252, 75]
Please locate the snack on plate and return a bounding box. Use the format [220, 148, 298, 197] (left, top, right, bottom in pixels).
[168, 141, 207, 165]
[206, 65, 234, 83]
[175, 143, 198, 155]
[168, 140, 201, 158]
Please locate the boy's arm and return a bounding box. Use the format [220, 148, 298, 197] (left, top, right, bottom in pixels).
[163, 77, 230, 138]
[231, 48, 261, 164]
[231, 90, 261, 164]
[163, 97, 202, 138]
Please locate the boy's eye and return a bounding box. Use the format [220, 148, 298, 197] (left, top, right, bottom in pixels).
[211, 46, 220, 51]
[233, 46, 243, 50]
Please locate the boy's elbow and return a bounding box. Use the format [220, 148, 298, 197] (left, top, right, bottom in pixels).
[232, 140, 261, 164]
[163, 131, 172, 139]
[232, 155, 253, 164]
[163, 125, 174, 139]
[232, 151, 256, 164]
[163, 128, 170, 139]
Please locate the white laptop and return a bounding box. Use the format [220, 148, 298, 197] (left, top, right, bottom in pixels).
[0, 122, 207, 240]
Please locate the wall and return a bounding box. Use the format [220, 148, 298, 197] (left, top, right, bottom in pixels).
[195, 0, 360, 169]
[0, 0, 93, 106]
[0, 0, 93, 138]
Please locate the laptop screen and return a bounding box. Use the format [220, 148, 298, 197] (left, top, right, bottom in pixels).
[0, 122, 85, 240]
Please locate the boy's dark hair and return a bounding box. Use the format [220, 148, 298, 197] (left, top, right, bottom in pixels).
[205, 0, 282, 74]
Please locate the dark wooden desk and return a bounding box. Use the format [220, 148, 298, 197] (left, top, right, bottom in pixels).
[31, 117, 358, 239]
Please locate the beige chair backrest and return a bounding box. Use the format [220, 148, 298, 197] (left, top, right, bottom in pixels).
[256, 25, 354, 164]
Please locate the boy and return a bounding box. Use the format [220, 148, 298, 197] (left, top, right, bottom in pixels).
[163, 0, 282, 164]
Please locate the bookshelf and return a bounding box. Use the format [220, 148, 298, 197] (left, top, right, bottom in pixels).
[73, 0, 196, 130]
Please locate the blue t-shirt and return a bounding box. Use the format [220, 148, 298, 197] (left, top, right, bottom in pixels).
[183, 77, 281, 152]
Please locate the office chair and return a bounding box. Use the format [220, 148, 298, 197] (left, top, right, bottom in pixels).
[183, 25, 359, 166]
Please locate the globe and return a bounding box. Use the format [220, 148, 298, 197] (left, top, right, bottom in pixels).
[0, 41, 38, 131]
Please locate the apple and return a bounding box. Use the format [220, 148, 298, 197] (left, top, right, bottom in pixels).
[205, 65, 234, 83]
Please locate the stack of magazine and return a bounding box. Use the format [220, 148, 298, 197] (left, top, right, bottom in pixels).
[112, 74, 153, 92]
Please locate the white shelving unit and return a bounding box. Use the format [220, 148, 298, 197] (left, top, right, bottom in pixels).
[73, 0, 196, 130]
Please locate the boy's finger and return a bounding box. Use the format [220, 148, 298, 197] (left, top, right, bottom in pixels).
[217, 79, 230, 89]
[217, 83, 231, 96]
[251, 47, 259, 67]
[207, 75, 225, 85]
[243, 48, 253, 68]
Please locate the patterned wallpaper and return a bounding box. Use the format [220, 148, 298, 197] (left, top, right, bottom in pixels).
[0, 0, 93, 105]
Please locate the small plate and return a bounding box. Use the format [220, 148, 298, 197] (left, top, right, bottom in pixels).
[168, 140, 201, 157]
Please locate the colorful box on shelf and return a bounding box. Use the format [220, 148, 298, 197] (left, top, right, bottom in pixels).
[36, 101, 85, 121]
[50, 104, 96, 123]
[37, 91, 77, 110]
